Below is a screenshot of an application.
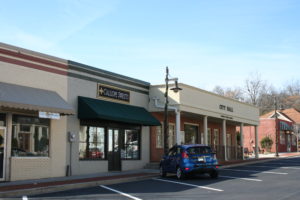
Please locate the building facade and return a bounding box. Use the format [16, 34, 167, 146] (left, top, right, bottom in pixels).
[0, 43, 74, 181]
[243, 110, 298, 154]
[0, 42, 260, 181]
[148, 84, 260, 162]
[0, 43, 159, 181]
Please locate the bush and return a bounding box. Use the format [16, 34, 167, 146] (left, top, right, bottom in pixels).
[260, 136, 273, 152]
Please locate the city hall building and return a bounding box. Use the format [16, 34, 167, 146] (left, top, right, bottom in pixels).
[148, 84, 260, 162]
[0, 42, 259, 181]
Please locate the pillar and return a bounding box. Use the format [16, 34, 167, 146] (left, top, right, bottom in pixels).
[240, 123, 244, 160]
[203, 116, 208, 145]
[255, 125, 259, 159]
[223, 119, 227, 161]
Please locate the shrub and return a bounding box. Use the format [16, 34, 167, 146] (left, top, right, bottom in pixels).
[260, 136, 273, 152]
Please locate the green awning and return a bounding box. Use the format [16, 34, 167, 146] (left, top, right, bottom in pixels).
[280, 121, 293, 131]
[78, 96, 160, 126]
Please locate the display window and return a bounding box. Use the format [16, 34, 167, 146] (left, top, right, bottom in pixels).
[12, 115, 50, 157]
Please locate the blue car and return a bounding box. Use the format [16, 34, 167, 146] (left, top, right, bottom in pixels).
[160, 144, 219, 179]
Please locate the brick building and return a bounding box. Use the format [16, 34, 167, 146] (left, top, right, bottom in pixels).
[148, 84, 259, 162]
[242, 109, 298, 154]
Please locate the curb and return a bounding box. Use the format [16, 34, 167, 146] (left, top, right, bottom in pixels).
[0, 173, 159, 198]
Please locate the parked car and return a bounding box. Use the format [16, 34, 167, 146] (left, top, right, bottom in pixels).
[160, 144, 219, 179]
[89, 148, 104, 159]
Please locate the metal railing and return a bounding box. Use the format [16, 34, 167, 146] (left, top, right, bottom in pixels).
[213, 145, 243, 161]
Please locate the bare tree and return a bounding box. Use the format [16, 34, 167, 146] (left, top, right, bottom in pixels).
[212, 85, 225, 96]
[244, 72, 267, 106]
[285, 80, 300, 96]
[212, 85, 244, 101]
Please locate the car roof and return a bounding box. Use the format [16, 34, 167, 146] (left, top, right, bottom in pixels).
[178, 144, 210, 149]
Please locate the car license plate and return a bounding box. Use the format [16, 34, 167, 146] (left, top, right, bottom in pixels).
[198, 157, 204, 162]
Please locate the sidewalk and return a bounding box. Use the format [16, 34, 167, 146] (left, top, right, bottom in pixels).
[1, 152, 299, 198]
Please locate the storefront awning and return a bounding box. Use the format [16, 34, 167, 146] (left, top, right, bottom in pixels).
[0, 82, 74, 115]
[78, 96, 160, 126]
[280, 121, 293, 131]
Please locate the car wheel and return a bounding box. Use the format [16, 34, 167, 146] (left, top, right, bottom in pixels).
[160, 165, 166, 177]
[176, 167, 185, 180]
[210, 171, 219, 179]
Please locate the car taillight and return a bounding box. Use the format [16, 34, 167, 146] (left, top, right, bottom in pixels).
[181, 151, 189, 159]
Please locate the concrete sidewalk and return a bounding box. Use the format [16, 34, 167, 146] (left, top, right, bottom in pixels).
[0, 152, 299, 198]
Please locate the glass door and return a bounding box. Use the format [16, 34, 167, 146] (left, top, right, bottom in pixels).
[108, 128, 121, 171]
[0, 127, 6, 181]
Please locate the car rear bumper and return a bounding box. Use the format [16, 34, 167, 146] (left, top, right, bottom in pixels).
[183, 164, 218, 174]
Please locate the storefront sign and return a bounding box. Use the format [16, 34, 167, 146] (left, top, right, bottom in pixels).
[97, 84, 130, 103]
[219, 104, 234, 112]
[39, 111, 60, 119]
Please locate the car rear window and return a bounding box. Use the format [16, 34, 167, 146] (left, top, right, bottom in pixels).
[187, 147, 212, 155]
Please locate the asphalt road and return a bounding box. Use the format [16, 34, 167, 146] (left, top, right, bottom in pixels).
[25, 156, 300, 200]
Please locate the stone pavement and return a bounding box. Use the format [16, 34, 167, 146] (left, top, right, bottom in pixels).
[0, 152, 299, 198]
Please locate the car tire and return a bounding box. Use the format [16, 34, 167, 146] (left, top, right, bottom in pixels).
[176, 167, 185, 180]
[210, 171, 219, 179]
[160, 165, 166, 177]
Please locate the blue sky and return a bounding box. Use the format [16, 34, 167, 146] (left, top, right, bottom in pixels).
[1, 0, 299, 90]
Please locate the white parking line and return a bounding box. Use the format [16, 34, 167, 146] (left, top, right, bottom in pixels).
[152, 178, 223, 192]
[267, 162, 300, 165]
[281, 166, 300, 170]
[220, 175, 262, 182]
[245, 165, 300, 170]
[100, 185, 142, 200]
[222, 169, 288, 175]
[22, 196, 28, 200]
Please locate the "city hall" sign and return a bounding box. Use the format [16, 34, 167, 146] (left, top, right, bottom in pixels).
[97, 84, 130, 103]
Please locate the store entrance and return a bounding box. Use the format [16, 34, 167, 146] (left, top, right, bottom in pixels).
[108, 128, 121, 171]
[0, 127, 6, 181]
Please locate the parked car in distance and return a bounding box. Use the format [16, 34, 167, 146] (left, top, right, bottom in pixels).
[160, 144, 219, 179]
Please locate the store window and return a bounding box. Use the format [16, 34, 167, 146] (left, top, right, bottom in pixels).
[292, 135, 297, 146]
[280, 131, 285, 144]
[121, 129, 140, 160]
[184, 124, 198, 144]
[79, 126, 105, 160]
[12, 115, 50, 157]
[156, 123, 175, 148]
[169, 124, 175, 148]
[0, 114, 5, 126]
[207, 128, 211, 145]
[213, 129, 219, 146]
[156, 125, 163, 148]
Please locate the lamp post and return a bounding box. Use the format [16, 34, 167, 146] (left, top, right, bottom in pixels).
[164, 67, 182, 155]
[274, 98, 279, 157]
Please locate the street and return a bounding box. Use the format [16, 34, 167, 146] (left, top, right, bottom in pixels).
[25, 156, 300, 200]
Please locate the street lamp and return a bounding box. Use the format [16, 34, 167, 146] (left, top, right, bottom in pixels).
[274, 98, 279, 157]
[164, 66, 182, 155]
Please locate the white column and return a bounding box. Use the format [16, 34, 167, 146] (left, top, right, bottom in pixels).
[5, 113, 12, 181]
[255, 125, 259, 159]
[223, 119, 227, 161]
[176, 110, 181, 145]
[240, 123, 244, 160]
[203, 116, 208, 145]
